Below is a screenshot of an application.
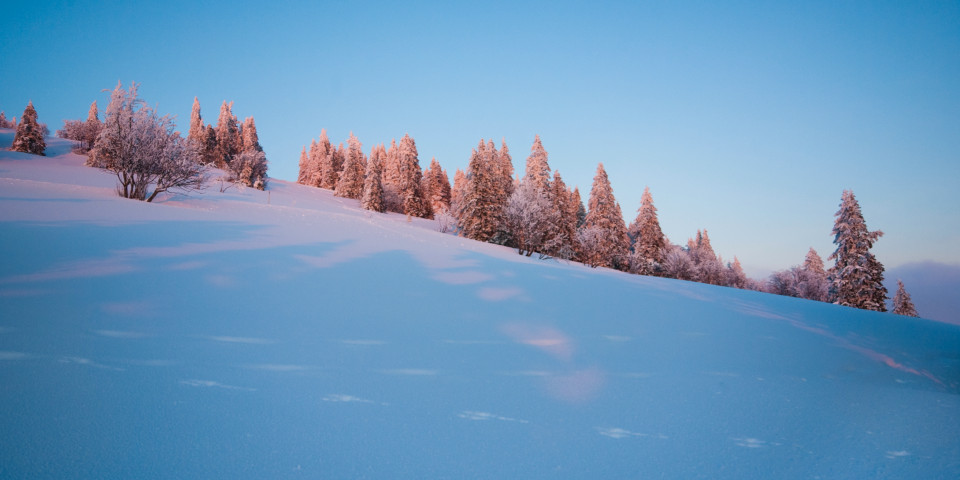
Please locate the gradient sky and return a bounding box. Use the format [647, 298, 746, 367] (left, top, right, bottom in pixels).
[2, 0, 958, 277]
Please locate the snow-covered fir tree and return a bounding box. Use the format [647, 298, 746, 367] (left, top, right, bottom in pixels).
[296, 146, 309, 184]
[551, 172, 578, 260]
[322, 143, 344, 191]
[450, 168, 467, 218]
[423, 157, 452, 215]
[627, 186, 667, 276]
[497, 139, 515, 198]
[457, 140, 504, 242]
[201, 125, 218, 166]
[335, 133, 367, 200]
[582, 163, 629, 269]
[398, 134, 429, 218]
[524, 135, 552, 194]
[11, 101, 45, 156]
[0, 111, 12, 128]
[214, 101, 239, 169]
[240, 117, 262, 153]
[687, 229, 724, 285]
[797, 248, 829, 301]
[892, 280, 919, 317]
[828, 190, 887, 311]
[312, 130, 333, 188]
[362, 144, 386, 213]
[187, 97, 204, 147]
[723, 257, 748, 289]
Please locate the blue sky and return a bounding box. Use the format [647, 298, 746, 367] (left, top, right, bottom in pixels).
[2, 0, 958, 276]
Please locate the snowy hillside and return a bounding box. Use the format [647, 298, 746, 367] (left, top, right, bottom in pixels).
[1, 132, 958, 479]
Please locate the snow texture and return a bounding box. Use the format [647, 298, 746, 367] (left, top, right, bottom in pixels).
[1, 130, 958, 479]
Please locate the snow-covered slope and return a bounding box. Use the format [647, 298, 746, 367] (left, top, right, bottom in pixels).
[1, 132, 958, 479]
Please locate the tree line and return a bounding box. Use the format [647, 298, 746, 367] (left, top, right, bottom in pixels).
[295, 132, 919, 317]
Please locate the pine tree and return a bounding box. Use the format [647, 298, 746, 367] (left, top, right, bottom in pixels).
[201, 125, 218, 166]
[892, 280, 919, 317]
[423, 157, 451, 214]
[627, 186, 667, 275]
[335, 132, 367, 199]
[450, 168, 467, 218]
[796, 247, 830, 301]
[398, 134, 429, 218]
[214, 101, 238, 168]
[240, 117, 262, 153]
[724, 257, 748, 288]
[0, 111, 11, 128]
[524, 135, 551, 194]
[582, 163, 629, 269]
[187, 97, 204, 147]
[83, 101, 102, 152]
[321, 143, 344, 190]
[11, 101, 45, 155]
[362, 144, 386, 213]
[296, 146, 309, 184]
[313, 130, 333, 188]
[572, 187, 586, 228]
[498, 139, 515, 198]
[457, 140, 503, 242]
[551, 172, 577, 259]
[828, 190, 887, 311]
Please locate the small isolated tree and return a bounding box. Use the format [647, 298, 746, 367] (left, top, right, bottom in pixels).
[892, 280, 919, 317]
[90, 82, 205, 202]
[828, 190, 887, 311]
[12, 101, 45, 155]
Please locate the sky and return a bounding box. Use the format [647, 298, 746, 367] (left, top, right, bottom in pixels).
[2, 0, 958, 277]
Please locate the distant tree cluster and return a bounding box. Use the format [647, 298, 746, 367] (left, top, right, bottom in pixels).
[297, 131, 449, 219]
[188, 98, 267, 190]
[761, 189, 917, 316]
[11, 102, 46, 155]
[56, 101, 102, 153]
[0, 111, 16, 129]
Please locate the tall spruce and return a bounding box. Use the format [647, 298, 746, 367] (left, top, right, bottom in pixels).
[457, 140, 503, 241]
[892, 280, 919, 317]
[398, 134, 429, 218]
[335, 133, 367, 199]
[423, 157, 452, 214]
[628, 186, 667, 275]
[214, 101, 239, 168]
[361, 144, 386, 213]
[828, 190, 887, 311]
[187, 97, 204, 146]
[582, 163, 629, 269]
[313, 130, 333, 188]
[296, 146, 309, 184]
[524, 135, 551, 194]
[549, 172, 577, 259]
[11, 101, 45, 155]
[498, 139, 515, 198]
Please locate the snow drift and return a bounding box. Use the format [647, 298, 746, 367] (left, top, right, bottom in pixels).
[1, 131, 958, 479]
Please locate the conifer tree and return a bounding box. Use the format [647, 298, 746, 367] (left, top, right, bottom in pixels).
[582, 163, 629, 269]
[796, 247, 830, 301]
[457, 140, 503, 242]
[83, 101, 102, 152]
[551, 172, 577, 259]
[201, 125, 218, 165]
[498, 139, 515, 198]
[524, 135, 552, 194]
[398, 134, 429, 218]
[335, 132, 367, 199]
[297, 146, 309, 184]
[321, 143, 344, 190]
[313, 130, 333, 188]
[892, 280, 919, 317]
[724, 257, 748, 288]
[11, 101, 45, 155]
[828, 190, 887, 311]
[627, 187, 667, 275]
[362, 144, 386, 213]
[572, 187, 586, 228]
[0, 111, 11, 129]
[214, 101, 238, 168]
[187, 97, 204, 146]
[450, 168, 467, 218]
[240, 117, 262, 153]
[423, 157, 451, 214]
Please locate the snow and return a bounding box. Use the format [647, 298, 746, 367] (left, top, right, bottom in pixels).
[1, 130, 958, 478]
